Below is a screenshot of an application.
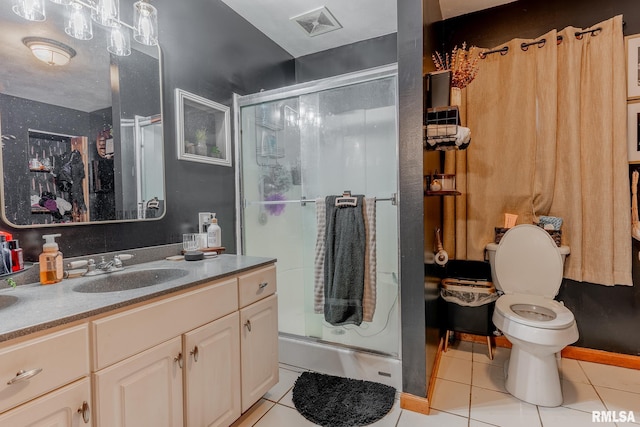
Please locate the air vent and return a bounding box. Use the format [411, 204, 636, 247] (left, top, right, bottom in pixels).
[290, 6, 342, 37]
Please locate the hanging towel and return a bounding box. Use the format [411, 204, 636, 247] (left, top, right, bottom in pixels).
[313, 198, 326, 313]
[362, 197, 377, 322]
[324, 195, 366, 326]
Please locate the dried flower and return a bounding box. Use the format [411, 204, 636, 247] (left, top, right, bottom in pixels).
[432, 42, 481, 89]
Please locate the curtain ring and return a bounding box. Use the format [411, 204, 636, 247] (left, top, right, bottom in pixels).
[521, 42, 529, 51]
[557, 35, 563, 45]
[537, 38, 546, 48]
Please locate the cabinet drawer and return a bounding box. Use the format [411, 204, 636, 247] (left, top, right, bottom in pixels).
[92, 278, 238, 370]
[0, 324, 89, 414]
[238, 265, 276, 308]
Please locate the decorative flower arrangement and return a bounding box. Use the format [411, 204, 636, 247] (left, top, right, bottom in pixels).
[432, 42, 481, 89]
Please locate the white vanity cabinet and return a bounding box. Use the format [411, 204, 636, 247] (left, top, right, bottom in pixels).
[90, 263, 277, 426]
[238, 266, 279, 412]
[0, 324, 90, 425]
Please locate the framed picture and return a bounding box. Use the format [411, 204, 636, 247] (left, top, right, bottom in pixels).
[628, 101, 640, 163]
[626, 35, 640, 99]
[175, 88, 231, 166]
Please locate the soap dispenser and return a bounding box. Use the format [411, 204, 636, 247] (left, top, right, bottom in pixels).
[40, 234, 63, 285]
[207, 214, 221, 248]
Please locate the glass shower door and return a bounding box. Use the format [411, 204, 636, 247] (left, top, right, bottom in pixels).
[239, 70, 399, 356]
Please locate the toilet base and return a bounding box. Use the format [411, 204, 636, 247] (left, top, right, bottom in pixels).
[505, 344, 563, 407]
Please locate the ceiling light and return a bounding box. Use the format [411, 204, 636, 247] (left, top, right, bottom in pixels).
[23, 37, 77, 66]
[12, 0, 46, 21]
[107, 23, 131, 56]
[92, 0, 119, 27]
[65, 2, 93, 40]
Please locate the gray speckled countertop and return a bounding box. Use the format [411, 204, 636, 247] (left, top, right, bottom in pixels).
[0, 254, 275, 343]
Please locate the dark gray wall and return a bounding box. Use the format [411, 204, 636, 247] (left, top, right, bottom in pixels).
[438, 0, 640, 356]
[294, 33, 398, 83]
[1, 0, 295, 261]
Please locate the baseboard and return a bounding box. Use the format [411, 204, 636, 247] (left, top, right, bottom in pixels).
[561, 346, 640, 370]
[458, 332, 640, 370]
[400, 392, 430, 415]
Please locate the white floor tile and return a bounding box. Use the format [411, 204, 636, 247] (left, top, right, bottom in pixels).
[595, 386, 640, 425]
[473, 343, 510, 368]
[538, 405, 617, 427]
[470, 386, 541, 427]
[469, 419, 499, 427]
[472, 361, 507, 393]
[580, 361, 640, 394]
[231, 399, 275, 427]
[559, 358, 589, 384]
[437, 355, 473, 384]
[560, 379, 607, 413]
[443, 340, 474, 361]
[368, 399, 402, 427]
[430, 378, 471, 418]
[263, 368, 300, 403]
[278, 389, 295, 409]
[252, 403, 317, 427]
[397, 408, 468, 426]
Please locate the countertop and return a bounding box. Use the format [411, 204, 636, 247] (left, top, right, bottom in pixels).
[0, 254, 276, 343]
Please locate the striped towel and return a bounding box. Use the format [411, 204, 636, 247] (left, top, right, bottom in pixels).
[314, 198, 326, 313]
[362, 197, 377, 322]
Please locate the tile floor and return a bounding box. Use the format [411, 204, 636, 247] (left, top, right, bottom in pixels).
[232, 341, 640, 427]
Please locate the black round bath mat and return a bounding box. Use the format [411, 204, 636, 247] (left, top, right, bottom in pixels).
[292, 372, 396, 427]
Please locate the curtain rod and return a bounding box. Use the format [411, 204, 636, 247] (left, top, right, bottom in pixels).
[482, 27, 603, 58]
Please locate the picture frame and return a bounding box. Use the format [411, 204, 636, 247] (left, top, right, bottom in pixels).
[627, 100, 640, 163]
[625, 34, 640, 100]
[175, 88, 231, 166]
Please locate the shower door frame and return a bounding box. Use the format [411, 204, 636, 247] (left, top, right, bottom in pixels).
[233, 63, 399, 255]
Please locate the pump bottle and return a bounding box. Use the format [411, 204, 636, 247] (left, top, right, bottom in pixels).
[207, 214, 221, 248]
[40, 234, 63, 285]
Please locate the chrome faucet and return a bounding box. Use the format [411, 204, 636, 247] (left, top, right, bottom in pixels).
[68, 254, 134, 277]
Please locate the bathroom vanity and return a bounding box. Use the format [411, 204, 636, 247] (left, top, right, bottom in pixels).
[0, 254, 278, 426]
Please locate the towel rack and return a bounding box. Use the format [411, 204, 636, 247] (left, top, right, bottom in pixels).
[245, 193, 398, 207]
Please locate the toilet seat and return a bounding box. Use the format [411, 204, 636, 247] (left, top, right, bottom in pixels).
[495, 225, 563, 298]
[495, 294, 575, 330]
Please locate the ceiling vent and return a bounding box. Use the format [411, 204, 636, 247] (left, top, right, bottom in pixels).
[290, 6, 342, 37]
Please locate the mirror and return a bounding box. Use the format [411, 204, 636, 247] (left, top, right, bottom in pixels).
[0, 0, 165, 227]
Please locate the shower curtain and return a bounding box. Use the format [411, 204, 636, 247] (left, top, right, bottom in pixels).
[450, 15, 631, 286]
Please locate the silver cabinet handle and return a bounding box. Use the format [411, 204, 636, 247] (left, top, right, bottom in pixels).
[190, 345, 199, 362]
[258, 282, 268, 289]
[7, 368, 43, 385]
[245, 319, 252, 332]
[78, 401, 91, 424]
[174, 353, 183, 369]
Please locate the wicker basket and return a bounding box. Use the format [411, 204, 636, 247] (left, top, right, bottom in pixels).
[494, 226, 561, 247]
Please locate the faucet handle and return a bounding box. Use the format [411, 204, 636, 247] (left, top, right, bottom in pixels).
[117, 254, 134, 261]
[113, 254, 134, 269]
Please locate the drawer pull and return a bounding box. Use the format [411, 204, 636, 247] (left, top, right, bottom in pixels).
[7, 368, 43, 385]
[258, 282, 268, 289]
[244, 319, 252, 332]
[190, 345, 199, 362]
[174, 352, 183, 369]
[78, 401, 91, 424]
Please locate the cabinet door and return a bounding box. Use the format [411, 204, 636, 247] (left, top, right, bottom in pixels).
[184, 312, 241, 427]
[0, 378, 92, 426]
[240, 294, 279, 412]
[93, 337, 183, 427]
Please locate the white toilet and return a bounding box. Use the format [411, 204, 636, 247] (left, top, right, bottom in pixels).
[485, 224, 578, 407]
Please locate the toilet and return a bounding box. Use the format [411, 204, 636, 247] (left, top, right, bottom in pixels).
[485, 224, 578, 407]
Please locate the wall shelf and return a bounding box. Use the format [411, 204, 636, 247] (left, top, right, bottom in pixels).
[425, 190, 461, 196]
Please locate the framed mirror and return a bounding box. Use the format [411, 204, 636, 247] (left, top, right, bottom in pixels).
[0, 0, 165, 227]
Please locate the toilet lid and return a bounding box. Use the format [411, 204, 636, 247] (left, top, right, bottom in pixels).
[494, 224, 563, 298]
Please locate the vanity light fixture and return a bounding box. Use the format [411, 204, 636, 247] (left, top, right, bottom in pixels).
[12, 0, 159, 56]
[12, 0, 46, 21]
[22, 37, 77, 66]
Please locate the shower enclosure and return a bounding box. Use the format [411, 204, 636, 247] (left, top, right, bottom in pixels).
[235, 65, 400, 385]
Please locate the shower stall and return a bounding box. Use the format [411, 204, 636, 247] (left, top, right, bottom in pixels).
[235, 65, 400, 387]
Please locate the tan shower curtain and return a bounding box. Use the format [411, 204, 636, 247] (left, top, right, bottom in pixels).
[458, 15, 631, 286]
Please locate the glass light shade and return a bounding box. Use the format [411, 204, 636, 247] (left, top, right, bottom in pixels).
[65, 2, 93, 40]
[92, 0, 119, 27]
[107, 24, 131, 56]
[12, 0, 46, 21]
[133, 0, 158, 46]
[48, 0, 72, 5]
[23, 37, 76, 66]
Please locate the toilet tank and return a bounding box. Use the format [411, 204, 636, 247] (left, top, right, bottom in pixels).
[485, 242, 570, 293]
